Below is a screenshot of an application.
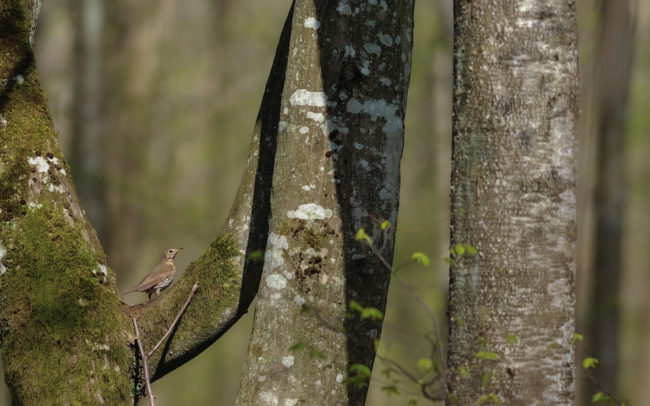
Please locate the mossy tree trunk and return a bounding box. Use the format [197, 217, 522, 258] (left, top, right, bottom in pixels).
[0, 1, 132, 403]
[235, 1, 414, 405]
[446, 1, 579, 404]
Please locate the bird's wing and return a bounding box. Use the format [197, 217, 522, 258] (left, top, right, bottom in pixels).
[135, 263, 173, 291]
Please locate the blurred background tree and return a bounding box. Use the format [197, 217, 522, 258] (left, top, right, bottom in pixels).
[1, 0, 648, 404]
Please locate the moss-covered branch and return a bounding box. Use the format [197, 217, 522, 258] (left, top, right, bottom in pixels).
[122, 1, 295, 382]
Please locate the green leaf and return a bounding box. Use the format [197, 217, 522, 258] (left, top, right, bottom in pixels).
[590, 392, 615, 403]
[443, 257, 456, 266]
[416, 358, 434, 373]
[289, 342, 305, 352]
[411, 252, 430, 266]
[464, 244, 478, 255]
[247, 250, 264, 263]
[583, 357, 599, 369]
[455, 244, 466, 256]
[360, 307, 384, 321]
[355, 228, 372, 244]
[381, 384, 399, 395]
[476, 351, 499, 361]
[408, 399, 418, 406]
[309, 348, 325, 359]
[342, 375, 367, 389]
[571, 332, 584, 344]
[349, 364, 371, 377]
[481, 373, 491, 387]
[477, 393, 501, 404]
[505, 333, 518, 345]
[459, 365, 470, 379]
[349, 300, 363, 312]
[380, 220, 391, 230]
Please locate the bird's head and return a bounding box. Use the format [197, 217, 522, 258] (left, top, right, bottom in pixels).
[163, 247, 183, 260]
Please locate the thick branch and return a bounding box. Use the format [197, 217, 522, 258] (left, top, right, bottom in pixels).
[129, 4, 295, 381]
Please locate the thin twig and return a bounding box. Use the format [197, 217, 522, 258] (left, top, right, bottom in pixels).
[583, 367, 631, 405]
[132, 317, 155, 406]
[369, 243, 446, 372]
[376, 355, 445, 401]
[147, 282, 199, 359]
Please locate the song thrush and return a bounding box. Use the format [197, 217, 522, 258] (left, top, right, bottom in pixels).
[122, 248, 182, 300]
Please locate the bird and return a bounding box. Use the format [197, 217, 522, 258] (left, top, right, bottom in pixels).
[122, 248, 183, 300]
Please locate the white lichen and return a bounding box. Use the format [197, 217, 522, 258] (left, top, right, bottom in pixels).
[287, 203, 333, 220]
[337, 2, 352, 15]
[378, 33, 394, 46]
[27, 202, 43, 209]
[363, 43, 382, 56]
[290, 89, 327, 107]
[0, 244, 6, 275]
[281, 355, 294, 367]
[259, 391, 278, 405]
[293, 295, 305, 305]
[306, 111, 325, 122]
[264, 233, 288, 274]
[303, 17, 320, 30]
[266, 273, 287, 290]
[28, 156, 50, 173]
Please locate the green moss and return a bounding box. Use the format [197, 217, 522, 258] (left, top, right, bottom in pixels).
[0, 204, 132, 404]
[135, 233, 242, 373]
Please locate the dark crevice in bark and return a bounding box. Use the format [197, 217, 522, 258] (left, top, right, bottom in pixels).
[311, 2, 412, 403]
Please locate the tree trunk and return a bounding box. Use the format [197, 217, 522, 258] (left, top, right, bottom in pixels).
[446, 1, 579, 404]
[235, 0, 415, 405]
[589, 0, 635, 398]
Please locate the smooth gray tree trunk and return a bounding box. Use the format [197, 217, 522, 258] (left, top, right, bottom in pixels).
[235, 1, 415, 405]
[446, 1, 579, 404]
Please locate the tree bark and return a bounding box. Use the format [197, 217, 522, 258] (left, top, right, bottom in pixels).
[446, 1, 579, 405]
[235, 0, 414, 405]
[589, 0, 635, 398]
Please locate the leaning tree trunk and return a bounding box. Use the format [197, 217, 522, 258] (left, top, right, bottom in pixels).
[589, 0, 635, 399]
[235, 0, 415, 405]
[446, 1, 579, 404]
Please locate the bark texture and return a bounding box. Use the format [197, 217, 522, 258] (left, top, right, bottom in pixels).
[590, 0, 635, 396]
[447, 1, 579, 405]
[235, 0, 414, 405]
